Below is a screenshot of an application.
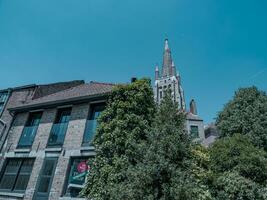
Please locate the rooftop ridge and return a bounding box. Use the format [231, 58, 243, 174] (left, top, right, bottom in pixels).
[89, 81, 117, 86]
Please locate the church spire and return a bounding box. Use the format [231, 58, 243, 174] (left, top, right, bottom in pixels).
[164, 38, 169, 50]
[162, 39, 175, 77]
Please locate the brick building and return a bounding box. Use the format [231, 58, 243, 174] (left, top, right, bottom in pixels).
[0, 81, 113, 200]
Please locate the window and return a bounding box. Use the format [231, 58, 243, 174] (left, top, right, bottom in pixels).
[190, 125, 199, 139]
[0, 92, 8, 103]
[0, 159, 34, 192]
[65, 157, 91, 197]
[82, 104, 105, 145]
[47, 108, 71, 147]
[160, 91, 163, 99]
[34, 157, 58, 200]
[17, 112, 42, 148]
[0, 92, 8, 114]
[0, 104, 3, 114]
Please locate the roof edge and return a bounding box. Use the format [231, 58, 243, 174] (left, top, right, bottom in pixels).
[8, 92, 111, 113]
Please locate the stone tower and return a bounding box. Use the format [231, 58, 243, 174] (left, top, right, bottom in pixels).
[154, 39, 205, 142]
[154, 39, 186, 110]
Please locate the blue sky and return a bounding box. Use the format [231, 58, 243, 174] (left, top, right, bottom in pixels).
[0, 0, 266, 123]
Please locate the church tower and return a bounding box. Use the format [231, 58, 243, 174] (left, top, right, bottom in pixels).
[153, 39, 205, 142]
[154, 39, 186, 110]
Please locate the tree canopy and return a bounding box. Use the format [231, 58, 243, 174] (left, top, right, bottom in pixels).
[123, 91, 212, 200]
[209, 134, 267, 199]
[82, 79, 155, 200]
[216, 86, 267, 150]
[83, 83, 267, 200]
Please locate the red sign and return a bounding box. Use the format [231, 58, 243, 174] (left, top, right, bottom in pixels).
[77, 161, 89, 173]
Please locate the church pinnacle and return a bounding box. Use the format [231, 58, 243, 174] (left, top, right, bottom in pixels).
[154, 39, 186, 110]
[162, 39, 175, 78]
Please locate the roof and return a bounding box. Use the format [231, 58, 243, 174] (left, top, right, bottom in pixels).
[186, 112, 203, 121]
[0, 84, 37, 93]
[9, 81, 115, 112]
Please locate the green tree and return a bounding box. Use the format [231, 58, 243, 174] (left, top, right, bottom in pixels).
[126, 91, 212, 200]
[214, 171, 260, 200]
[216, 87, 267, 150]
[82, 79, 156, 200]
[209, 134, 267, 199]
[210, 134, 267, 184]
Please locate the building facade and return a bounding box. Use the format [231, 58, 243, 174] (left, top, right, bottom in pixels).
[0, 81, 113, 200]
[154, 39, 205, 141]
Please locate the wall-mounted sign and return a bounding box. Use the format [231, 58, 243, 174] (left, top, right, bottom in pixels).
[69, 159, 90, 186]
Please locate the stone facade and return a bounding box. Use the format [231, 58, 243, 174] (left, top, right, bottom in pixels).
[0, 81, 112, 200]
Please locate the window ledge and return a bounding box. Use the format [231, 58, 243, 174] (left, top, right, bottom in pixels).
[59, 197, 85, 200]
[80, 146, 95, 151]
[14, 148, 31, 153]
[68, 184, 84, 189]
[0, 192, 24, 198]
[45, 147, 62, 152]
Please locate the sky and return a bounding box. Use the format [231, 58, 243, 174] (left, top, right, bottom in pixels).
[0, 0, 266, 123]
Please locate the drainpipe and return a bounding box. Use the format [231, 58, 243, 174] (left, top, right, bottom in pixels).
[0, 89, 13, 152]
[0, 119, 6, 141]
[0, 112, 15, 153]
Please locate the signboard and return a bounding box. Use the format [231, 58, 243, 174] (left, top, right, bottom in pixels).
[69, 159, 90, 186]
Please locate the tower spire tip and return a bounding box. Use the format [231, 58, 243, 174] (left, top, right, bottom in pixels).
[164, 38, 169, 50]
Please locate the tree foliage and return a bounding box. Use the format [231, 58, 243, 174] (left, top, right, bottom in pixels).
[209, 134, 267, 199]
[82, 83, 267, 200]
[126, 91, 212, 200]
[216, 87, 267, 150]
[82, 79, 155, 200]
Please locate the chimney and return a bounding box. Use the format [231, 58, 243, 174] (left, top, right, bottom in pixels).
[190, 99, 198, 115]
[131, 77, 137, 83]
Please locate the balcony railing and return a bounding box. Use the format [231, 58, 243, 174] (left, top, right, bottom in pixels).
[17, 126, 39, 148]
[47, 122, 69, 147]
[82, 120, 97, 145]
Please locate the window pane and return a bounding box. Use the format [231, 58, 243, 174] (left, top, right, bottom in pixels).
[67, 187, 82, 198]
[89, 104, 105, 120]
[18, 126, 38, 147]
[20, 159, 34, 173]
[190, 126, 199, 138]
[42, 160, 56, 176]
[48, 108, 71, 147]
[38, 177, 51, 193]
[56, 108, 71, 123]
[14, 175, 30, 191]
[0, 93, 8, 102]
[18, 112, 42, 148]
[0, 175, 16, 190]
[0, 104, 3, 113]
[35, 158, 57, 198]
[83, 104, 105, 144]
[48, 123, 68, 146]
[27, 112, 42, 126]
[5, 160, 21, 173]
[83, 120, 97, 144]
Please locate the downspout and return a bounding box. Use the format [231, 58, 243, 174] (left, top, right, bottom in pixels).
[0, 111, 15, 153]
[0, 89, 12, 152]
[0, 119, 6, 141]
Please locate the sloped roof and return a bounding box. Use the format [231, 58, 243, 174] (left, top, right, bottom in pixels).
[186, 112, 203, 121]
[9, 81, 115, 112]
